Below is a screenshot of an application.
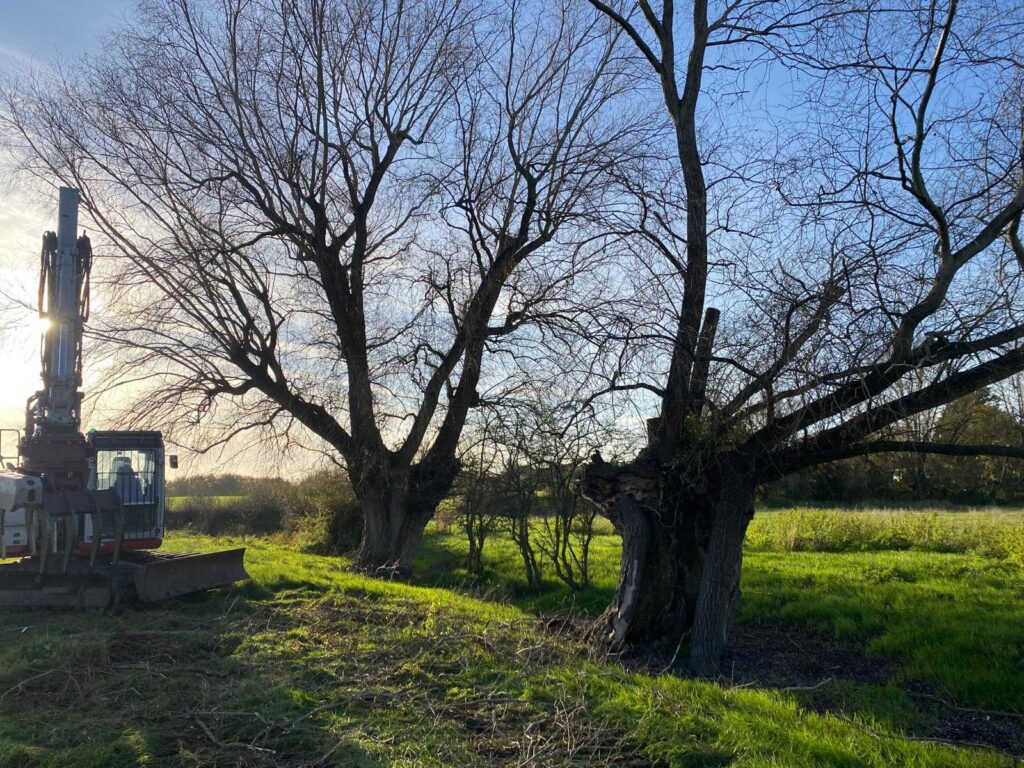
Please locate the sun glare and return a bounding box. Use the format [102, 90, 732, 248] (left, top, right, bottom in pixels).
[0, 318, 43, 431]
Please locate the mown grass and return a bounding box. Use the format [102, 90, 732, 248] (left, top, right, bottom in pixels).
[746, 549, 1023, 702]
[745, 509, 1024, 715]
[0, 509, 1021, 766]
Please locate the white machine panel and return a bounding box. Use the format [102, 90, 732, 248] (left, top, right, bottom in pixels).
[0, 471, 42, 556]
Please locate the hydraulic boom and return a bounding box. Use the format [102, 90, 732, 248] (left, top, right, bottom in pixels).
[20, 187, 97, 495]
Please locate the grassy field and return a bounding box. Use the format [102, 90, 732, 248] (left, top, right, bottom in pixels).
[0, 508, 1021, 766]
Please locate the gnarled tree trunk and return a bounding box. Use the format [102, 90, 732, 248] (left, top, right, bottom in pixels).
[352, 457, 459, 577]
[581, 452, 755, 675]
[687, 457, 755, 675]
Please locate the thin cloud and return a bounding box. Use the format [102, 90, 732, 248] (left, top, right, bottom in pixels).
[0, 45, 34, 67]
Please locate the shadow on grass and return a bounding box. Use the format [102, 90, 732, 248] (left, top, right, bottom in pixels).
[414, 527, 1024, 750]
[740, 549, 1024, 712]
[3, 532, 1019, 767]
[0, 593, 383, 768]
[411, 530, 615, 616]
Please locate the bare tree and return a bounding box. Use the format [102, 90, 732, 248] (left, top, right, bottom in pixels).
[453, 410, 502, 575]
[579, 0, 1024, 674]
[493, 390, 620, 591]
[495, 437, 545, 589]
[1, 0, 636, 575]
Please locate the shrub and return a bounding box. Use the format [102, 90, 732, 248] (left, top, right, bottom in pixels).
[434, 498, 461, 535]
[166, 494, 287, 536]
[166, 470, 363, 552]
[287, 470, 363, 555]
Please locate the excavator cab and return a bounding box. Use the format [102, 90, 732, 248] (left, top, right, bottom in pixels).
[86, 431, 166, 553]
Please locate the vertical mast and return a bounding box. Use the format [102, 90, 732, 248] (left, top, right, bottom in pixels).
[31, 187, 91, 436]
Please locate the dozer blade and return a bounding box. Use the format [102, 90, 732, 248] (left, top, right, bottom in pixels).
[131, 548, 248, 602]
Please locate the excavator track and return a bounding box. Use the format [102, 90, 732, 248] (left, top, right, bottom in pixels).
[0, 548, 247, 610]
[0, 557, 115, 609]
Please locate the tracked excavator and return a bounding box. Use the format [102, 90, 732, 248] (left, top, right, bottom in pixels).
[0, 187, 248, 608]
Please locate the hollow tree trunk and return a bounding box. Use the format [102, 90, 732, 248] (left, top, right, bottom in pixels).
[580, 453, 755, 674]
[352, 457, 459, 577]
[582, 460, 708, 644]
[594, 491, 710, 648]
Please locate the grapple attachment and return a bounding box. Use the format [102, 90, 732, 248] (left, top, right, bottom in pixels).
[2, 470, 248, 609]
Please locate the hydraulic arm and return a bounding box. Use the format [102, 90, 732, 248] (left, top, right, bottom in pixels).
[32, 187, 91, 435]
[21, 187, 94, 489]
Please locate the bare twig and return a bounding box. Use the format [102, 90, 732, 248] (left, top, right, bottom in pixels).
[0, 669, 60, 702]
[781, 677, 834, 692]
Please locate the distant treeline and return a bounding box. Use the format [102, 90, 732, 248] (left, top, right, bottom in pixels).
[762, 391, 1024, 507]
[167, 474, 286, 499]
[168, 389, 1024, 550]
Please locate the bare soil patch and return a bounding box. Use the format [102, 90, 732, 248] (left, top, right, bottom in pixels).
[722, 618, 894, 688]
[930, 707, 1024, 758]
[557, 617, 1024, 761]
[728, 620, 1024, 758]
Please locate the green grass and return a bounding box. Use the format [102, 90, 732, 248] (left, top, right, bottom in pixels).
[0, 518, 1020, 767]
[747, 507, 1024, 565]
[165, 495, 247, 510]
[414, 524, 621, 614]
[419, 512, 1024, 711]
[744, 550, 1023, 704]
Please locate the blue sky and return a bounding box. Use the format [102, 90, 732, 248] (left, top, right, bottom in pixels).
[0, 0, 130, 63]
[0, 1, 132, 442]
[0, 1, 308, 474]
